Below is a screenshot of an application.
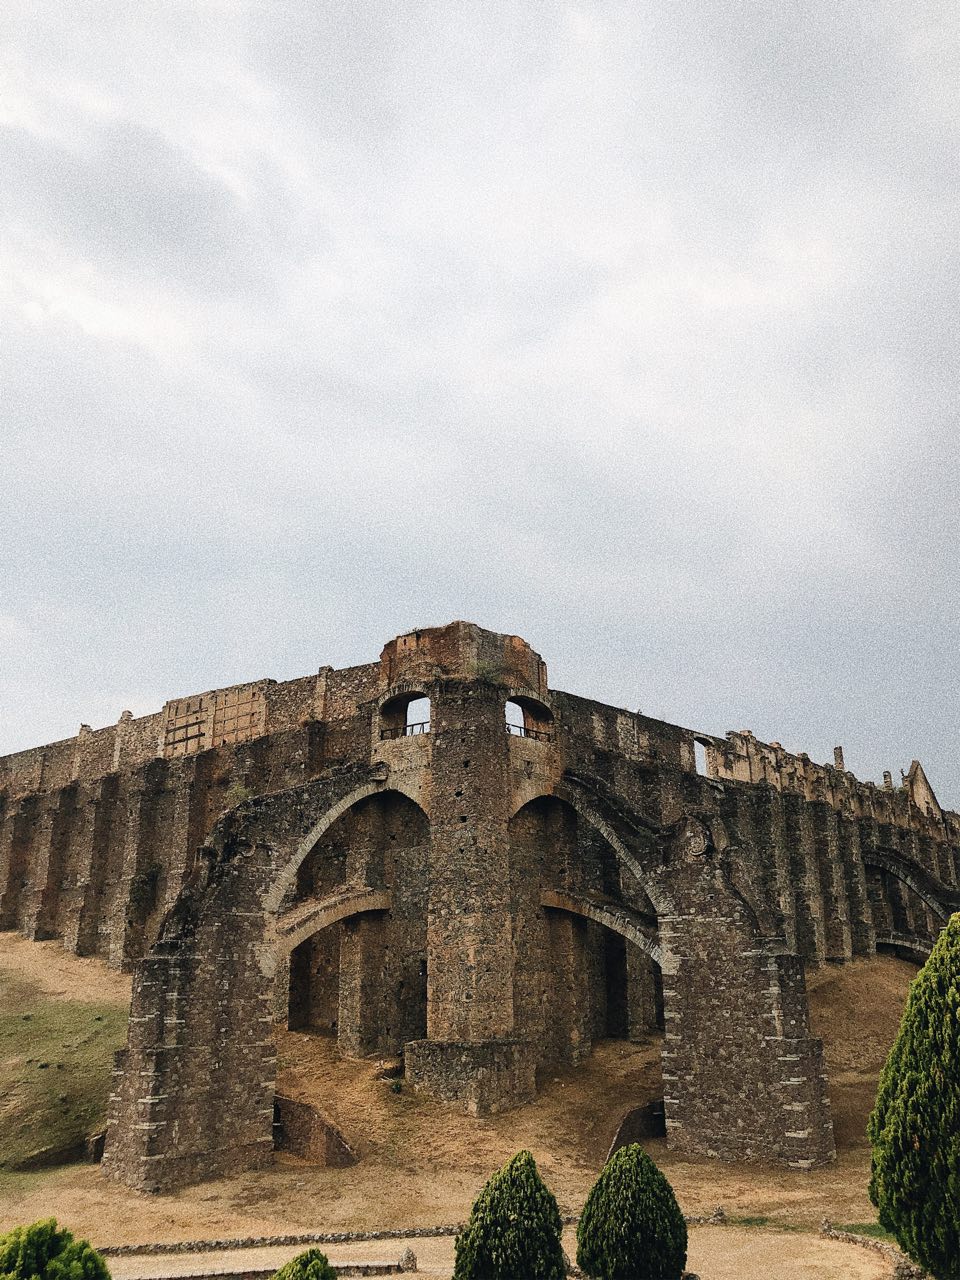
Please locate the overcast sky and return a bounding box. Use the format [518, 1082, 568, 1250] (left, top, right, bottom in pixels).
[2, 3, 958, 806]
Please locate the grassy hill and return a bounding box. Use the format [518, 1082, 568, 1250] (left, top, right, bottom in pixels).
[0, 942, 128, 1170]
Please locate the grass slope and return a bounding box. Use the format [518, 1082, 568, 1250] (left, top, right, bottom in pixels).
[0, 967, 128, 1169]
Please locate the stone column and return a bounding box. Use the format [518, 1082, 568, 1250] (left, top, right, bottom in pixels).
[23, 787, 76, 941]
[338, 914, 386, 1056]
[406, 679, 535, 1113]
[653, 819, 835, 1169]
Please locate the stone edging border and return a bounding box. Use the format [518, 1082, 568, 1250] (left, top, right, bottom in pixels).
[97, 1207, 727, 1258]
[819, 1218, 927, 1280]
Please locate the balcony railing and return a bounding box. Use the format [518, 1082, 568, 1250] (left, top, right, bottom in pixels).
[506, 723, 554, 742]
[380, 721, 430, 740]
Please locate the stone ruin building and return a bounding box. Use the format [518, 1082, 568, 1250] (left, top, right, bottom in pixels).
[1, 621, 957, 1193]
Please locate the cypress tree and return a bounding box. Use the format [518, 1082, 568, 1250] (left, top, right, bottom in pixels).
[869, 914, 960, 1280]
[271, 1249, 336, 1280]
[0, 1219, 110, 1280]
[453, 1149, 565, 1280]
[576, 1144, 687, 1280]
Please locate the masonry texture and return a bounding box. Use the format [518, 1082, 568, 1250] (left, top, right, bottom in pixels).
[2, 621, 958, 1192]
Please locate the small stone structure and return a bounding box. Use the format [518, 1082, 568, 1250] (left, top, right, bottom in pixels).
[273, 1095, 356, 1166]
[1, 621, 958, 1192]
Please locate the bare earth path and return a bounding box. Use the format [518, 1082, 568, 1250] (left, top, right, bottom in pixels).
[104, 1226, 890, 1280]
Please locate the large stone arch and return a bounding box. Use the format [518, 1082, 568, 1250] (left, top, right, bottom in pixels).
[539, 888, 662, 965]
[263, 775, 426, 916]
[100, 769, 426, 1193]
[513, 780, 676, 923]
[863, 847, 958, 923]
[514, 774, 836, 1168]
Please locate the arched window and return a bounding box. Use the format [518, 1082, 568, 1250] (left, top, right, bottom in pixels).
[504, 696, 554, 741]
[380, 692, 431, 740]
[694, 739, 709, 776]
[505, 700, 526, 734]
[405, 696, 430, 734]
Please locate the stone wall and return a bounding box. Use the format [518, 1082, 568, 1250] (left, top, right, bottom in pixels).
[4, 620, 958, 1190]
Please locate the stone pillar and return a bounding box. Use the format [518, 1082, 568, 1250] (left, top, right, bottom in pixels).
[0, 799, 28, 930]
[753, 789, 797, 952]
[545, 910, 593, 1064]
[406, 679, 535, 1113]
[107, 761, 167, 969]
[23, 787, 76, 941]
[626, 946, 660, 1039]
[60, 782, 99, 953]
[784, 796, 826, 964]
[812, 804, 852, 962]
[653, 819, 835, 1169]
[338, 914, 386, 1056]
[839, 817, 875, 957]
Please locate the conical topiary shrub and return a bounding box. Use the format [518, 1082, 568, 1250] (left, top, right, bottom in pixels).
[576, 1144, 687, 1280]
[271, 1249, 336, 1280]
[453, 1149, 565, 1280]
[0, 1219, 110, 1280]
[869, 914, 960, 1280]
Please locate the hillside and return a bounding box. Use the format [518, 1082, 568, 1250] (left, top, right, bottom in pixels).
[0, 935, 130, 1171]
[0, 936, 918, 1252]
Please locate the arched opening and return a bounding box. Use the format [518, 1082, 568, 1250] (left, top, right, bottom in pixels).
[694, 738, 710, 776]
[279, 790, 429, 1058]
[508, 795, 663, 1080]
[379, 692, 431, 739]
[288, 926, 341, 1033]
[504, 695, 554, 742]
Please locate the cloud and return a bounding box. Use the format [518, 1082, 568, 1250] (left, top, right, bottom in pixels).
[1, 0, 958, 804]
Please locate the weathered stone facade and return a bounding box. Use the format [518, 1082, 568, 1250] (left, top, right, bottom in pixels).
[2, 621, 958, 1192]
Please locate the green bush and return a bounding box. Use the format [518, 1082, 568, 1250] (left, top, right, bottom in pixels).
[453, 1149, 565, 1280]
[271, 1249, 336, 1280]
[576, 1144, 687, 1280]
[869, 914, 960, 1280]
[0, 1219, 110, 1280]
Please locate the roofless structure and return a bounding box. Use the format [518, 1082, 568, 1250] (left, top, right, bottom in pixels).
[1, 622, 956, 1191]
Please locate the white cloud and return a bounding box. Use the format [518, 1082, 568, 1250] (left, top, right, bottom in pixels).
[1, 0, 958, 803]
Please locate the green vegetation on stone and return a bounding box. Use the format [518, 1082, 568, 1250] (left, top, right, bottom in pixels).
[453, 1149, 565, 1280]
[271, 1249, 336, 1280]
[576, 1144, 687, 1280]
[0, 970, 128, 1170]
[869, 913, 960, 1280]
[0, 1218, 110, 1280]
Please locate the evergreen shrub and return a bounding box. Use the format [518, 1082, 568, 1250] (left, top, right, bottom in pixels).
[576, 1144, 687, 1280]
[0, 1219, 110, 1280]
[453, 1149, 565, 1280]
[271, 1249, 336, 1280]
[869, 914, 960, 1280]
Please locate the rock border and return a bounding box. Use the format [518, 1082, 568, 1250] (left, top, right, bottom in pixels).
[819, 1218, 928, 1279]
[97, 1207, 726, 1258]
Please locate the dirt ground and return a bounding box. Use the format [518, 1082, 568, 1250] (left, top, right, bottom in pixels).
[105, 1225, 891, 1280]
[0, 935, 919, 1278]
[0, 934, 131, 1004]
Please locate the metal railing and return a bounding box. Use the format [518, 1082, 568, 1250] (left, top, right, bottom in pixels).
[380, 721, 430, 740]
[506, 723, 554, 742]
